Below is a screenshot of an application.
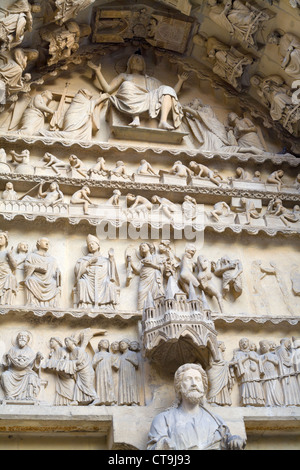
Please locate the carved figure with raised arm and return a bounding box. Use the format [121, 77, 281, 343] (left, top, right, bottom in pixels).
[212, 256, 243, 299]
[24, 237, 61, 308]
[147, 363, 246, 450]
[88, 53, 188, 130]
[0, 231, 18, 305]
[1, 330, 43, 402]
[22, 181, 64, 207]
[74, 235, 120, 309]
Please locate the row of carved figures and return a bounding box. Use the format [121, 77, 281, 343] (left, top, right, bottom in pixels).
[1, 180, 300, 231]
[1, 148, 299, 191]
[0, 329, 141, 406]
[209, 336, 300, 408]
[1, 329, 300, 409]
[0, 232, 299, 313]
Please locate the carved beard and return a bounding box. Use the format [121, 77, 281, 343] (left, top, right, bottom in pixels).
[182, 388, 204, 405]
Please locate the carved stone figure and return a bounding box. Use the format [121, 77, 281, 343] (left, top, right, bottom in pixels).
[206, 37, 254, 90]
[239, 198, 262, 225]
[161, 160, 192, 179]
[291, 265, 300, 296]
[40, 88, 109, 141]
[259, 340, 284, 407]
[207, 341, 234, 406]
[151, 195, 178, 222]
[10, 148, 34, 174]
[126, 242, 165, 311]
[113, 338, 140, 406]
[136, 159, 158, 176]
[208, 0, 272, 49]
[92, 339, 117, 406]
[210, 201, 232, 222]
[183, 99, 237, 152]
[0, 0, 39, 51]
[147, 363, 246, 450]
[70, 185, 93, 215]
[189, 161, 225, 186]
[40, 21, 91, 66]
[267, 170, 284, 190]
[251, 74, 300, 136]
[24, 238, 61, 308]
[196, 255, 224, 313]
[68, 155, 87, 178]
[212, 256, 243, 299]
[42, 337, 74, 406]
[227, 113, 267, 151]
[268, 31, 300, 80]
[0, 48, 38, 102]
[231, 338, 265, 406]
[51, 0, 96, 25]
[22, 182, 64, 206]
[126, 194, 152, 217]
[89, 53, 188, 130]
[276, 338, 300, 406]
[178, 244, 199, 295]
[1, 331, 43, 402]
[0, 231, 18, 305]
[267, 198, 299, 227]
[2, 181, 18, 201]
[109, 161, 132, 180]
[62, 329, 105, 405]
[74, 235, 120, 309]
[18, 91, 55, 136]
[88, 157, 109, 178]
[42, 152, 66, 175]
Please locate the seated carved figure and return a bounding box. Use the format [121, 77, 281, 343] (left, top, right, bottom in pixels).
[88, 53, 188, 130]
[1, 331, 43, 402]
[147, 363, 246, 450]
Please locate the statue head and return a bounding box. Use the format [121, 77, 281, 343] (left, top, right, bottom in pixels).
[36, 238, 50, 252]
[16, 331, 31, 348]
[0, 231, 9, 248]
[87, 234, 100, 254]
[174, 363, 208, 407]
[127, 54, 146, 75]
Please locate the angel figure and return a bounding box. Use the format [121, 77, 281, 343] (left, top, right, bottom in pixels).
[125, 242, 165, 311]
[48, 328, 106, 405]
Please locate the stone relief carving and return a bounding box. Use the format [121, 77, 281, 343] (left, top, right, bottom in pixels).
[250, 74, 300, 137]
[212, 256, 243, 299]
[196, 255, 224, 313]
[0, 0, 40, 51]
[40, 21, 91, 66]
[230, 336, 300, 407]
[147, 363, 246, 450]
[24, 237, 61, 308]
[0, 231, 18, 306]
[88, 53, 188, 131]
[1, 330, 44, 403]
[207, 0, 272, 50]
[73, 234, 120, 310]
[206, 37, 254, 91]
[113, 338, 140, 406]
[267, 31, 300, 80]
[207, 341, 233, 406]
[49, 0, 96, 26]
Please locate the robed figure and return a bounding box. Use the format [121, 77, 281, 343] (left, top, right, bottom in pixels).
[24, 238, 61, 308]
[74, 235, 120, 309]
[1, 331, 43, 402]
